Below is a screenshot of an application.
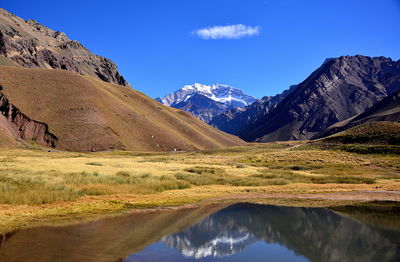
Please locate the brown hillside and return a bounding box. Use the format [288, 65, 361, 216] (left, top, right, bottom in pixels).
[0, 54, 19, 67]
[0, 66, 245, 152]
[0, 128, 17, 148]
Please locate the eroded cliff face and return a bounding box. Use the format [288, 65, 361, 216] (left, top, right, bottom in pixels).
[0, 86, 57, 148]
[0, 8, 128, 86]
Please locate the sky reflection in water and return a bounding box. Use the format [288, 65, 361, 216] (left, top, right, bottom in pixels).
[125, 203, 400, 262]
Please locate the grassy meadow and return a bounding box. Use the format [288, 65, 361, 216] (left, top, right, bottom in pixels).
[0, 141, 399, 233]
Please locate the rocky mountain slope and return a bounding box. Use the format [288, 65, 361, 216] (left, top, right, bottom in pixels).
[0, 8, 128, 86]
[156, 83, 256, 122]
[210, 85, 296, 135]
[242, 55, 400, 142]
[0, 66, 245, 152]
[316, 90, 400, 138]
[0, 85, 57, 147]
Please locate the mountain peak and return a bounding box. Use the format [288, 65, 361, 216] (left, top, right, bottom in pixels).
[182, 83, 244, 94]
[182, 83, 213, 93]
[242, 55, 400, 142]
[0, 8, 129, 86]
[157, 83, 256, 122]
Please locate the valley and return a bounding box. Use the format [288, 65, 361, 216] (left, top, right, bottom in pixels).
[0, 5, 399, 261]
[0, 140, 399, 234]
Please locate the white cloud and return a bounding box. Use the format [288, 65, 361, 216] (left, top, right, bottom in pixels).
[193, 24, 261, 40]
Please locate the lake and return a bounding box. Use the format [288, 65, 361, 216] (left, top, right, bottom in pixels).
[0, 203, 399, 262]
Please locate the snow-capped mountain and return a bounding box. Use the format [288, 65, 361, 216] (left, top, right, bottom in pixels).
[162, 231, 256, 259]
[156, 83, 256, 122]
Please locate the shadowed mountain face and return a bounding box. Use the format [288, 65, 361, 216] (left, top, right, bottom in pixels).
[156, 83, 256, 122]
[210, 85, 296, 135]
[0, 8, 128, 86]
[316, 91, 400, 139]
[159, 203, 400, 262]
[238, 55, 400, 142]
[169, 94, 229, 123]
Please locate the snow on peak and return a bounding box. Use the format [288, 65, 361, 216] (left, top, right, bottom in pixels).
[158, 83, 256, 108]
[183, 83, 213, 93]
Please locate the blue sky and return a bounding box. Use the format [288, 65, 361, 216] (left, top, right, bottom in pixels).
[2, 0, 400, 98]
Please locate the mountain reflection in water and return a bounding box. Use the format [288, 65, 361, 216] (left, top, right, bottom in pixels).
[1, 203, 399, 262]
[126, 203, 400, 262]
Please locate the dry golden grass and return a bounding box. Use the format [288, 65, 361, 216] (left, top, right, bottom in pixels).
[0, 142, 399, 232]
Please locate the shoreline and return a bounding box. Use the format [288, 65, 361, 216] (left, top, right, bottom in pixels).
[1, 189, 399, 235]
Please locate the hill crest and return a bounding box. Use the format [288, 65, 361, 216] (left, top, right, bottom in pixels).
[0, 8, 128, 86]
[0, 66, 245, 152]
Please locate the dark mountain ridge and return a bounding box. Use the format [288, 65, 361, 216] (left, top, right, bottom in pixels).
[241, 55, 400, 142]
[210, 85, 297, 135]
[316, 90, 400, 139]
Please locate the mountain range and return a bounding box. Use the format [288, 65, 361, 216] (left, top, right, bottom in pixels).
[212, 55, 400, 142]
[161, 203, 400, 261]
[0, 7, 399, 152]
[210, 85, 297, 135]
[156, 83, 256, 122]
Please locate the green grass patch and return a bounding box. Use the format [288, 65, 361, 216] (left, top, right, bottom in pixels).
[184, 166, 221, 174]
[86, 162, 103, 166]
[337, 144, 400, 155]
[310, 175, 375, 184]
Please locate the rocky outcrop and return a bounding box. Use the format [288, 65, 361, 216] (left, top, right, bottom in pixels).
[0, 8, 128, 86]
[242, 55, 400, 142]
[0, 85, 57, 147]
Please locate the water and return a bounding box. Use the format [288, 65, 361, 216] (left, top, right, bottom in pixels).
[0, 203, 399, 262]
